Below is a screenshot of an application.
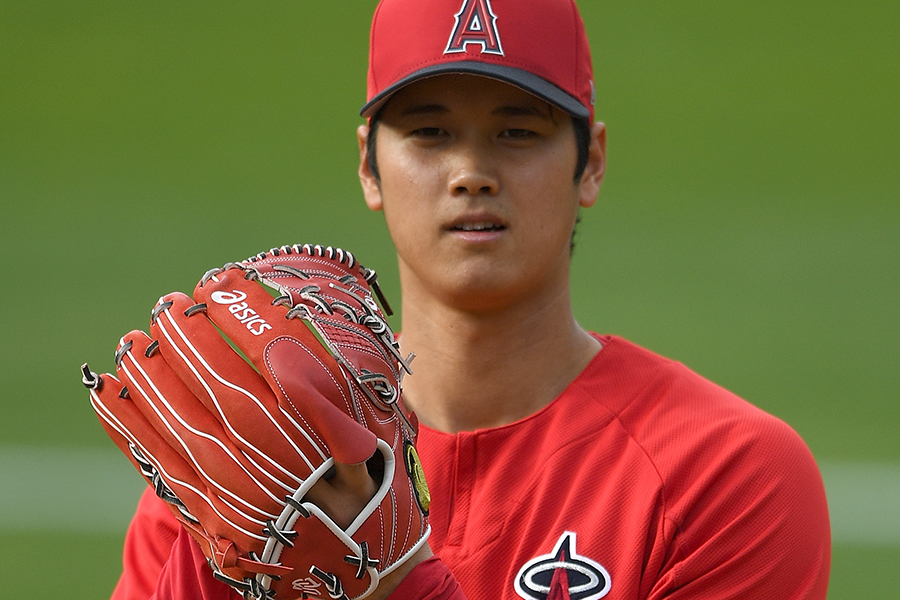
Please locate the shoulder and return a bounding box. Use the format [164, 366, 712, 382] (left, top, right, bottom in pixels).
[578, 335, 816, 474]
[578, 335, 824, 503]
[578, 336, 831, 597]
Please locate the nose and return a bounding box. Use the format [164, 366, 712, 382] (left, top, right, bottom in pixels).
[447, 141, 499, 197]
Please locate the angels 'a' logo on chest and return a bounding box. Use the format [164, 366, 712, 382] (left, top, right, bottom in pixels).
[514, 532, 611, 600]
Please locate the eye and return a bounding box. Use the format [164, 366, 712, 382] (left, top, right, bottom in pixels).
[500, 128, 538, 140]
[411, 127, 447, 138]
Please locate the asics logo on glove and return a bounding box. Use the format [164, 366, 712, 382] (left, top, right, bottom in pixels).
[210, 289, 273, 336]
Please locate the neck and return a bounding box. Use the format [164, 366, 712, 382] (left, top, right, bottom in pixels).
[397, 283, 601, 434]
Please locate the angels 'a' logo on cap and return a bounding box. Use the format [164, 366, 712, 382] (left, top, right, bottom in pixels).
[445, 0, 504, 56]
[514, 532, 611, 600]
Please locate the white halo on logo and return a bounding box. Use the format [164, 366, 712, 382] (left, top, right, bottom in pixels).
[513, 532, 611, 600]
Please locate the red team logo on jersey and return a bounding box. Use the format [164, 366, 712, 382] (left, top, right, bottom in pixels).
[445, 0, 504, 55]
[514, 532, 611, 600]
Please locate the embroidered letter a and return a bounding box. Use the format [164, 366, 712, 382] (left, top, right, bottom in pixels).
[445, 0, 504, 55]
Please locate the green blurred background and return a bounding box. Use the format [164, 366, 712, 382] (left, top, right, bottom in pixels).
[1, 1, 897, 598]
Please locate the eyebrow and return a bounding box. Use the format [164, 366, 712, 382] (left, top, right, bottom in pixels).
[396, 102, 553, 119]
[398, 103, 450, 117]
[492, 104, 553, 119]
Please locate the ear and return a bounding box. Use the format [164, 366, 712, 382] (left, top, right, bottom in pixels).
[358, 124, 383, 212]
[578, 122, 606, 208]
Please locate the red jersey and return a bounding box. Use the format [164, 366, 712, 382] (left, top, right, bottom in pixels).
[109, 335, 830, 600]
[414, 335, 830, 599]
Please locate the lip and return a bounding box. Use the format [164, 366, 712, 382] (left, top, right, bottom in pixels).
[444, 214, 508, 242]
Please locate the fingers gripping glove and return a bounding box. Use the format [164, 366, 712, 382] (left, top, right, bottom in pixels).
[82, 244, 432, 600]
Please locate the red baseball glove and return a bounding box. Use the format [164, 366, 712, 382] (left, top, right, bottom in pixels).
[83, 244, 431, 600]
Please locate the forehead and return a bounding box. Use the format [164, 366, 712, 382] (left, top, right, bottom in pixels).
[381, 73, 556, 117]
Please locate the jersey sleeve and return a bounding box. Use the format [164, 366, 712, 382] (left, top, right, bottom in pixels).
[112, 489, 462, 600]
[387, 556, 467, 600]
[109, 487, 237, 600]
[646, 415, 831, 599]
[111, 488, 180, 600]
[151, 527, 240, 600]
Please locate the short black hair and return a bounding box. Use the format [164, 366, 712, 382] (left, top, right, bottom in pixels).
[366, 111, 592, 183]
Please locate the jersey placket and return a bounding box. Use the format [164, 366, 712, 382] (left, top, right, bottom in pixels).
[443, 431, 477, 550]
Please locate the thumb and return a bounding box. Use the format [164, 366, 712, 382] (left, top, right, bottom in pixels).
[303, 461, 379, 531]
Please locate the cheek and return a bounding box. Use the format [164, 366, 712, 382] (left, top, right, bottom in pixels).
[521, 182, 582, 256]
[378, 153, 448, 227]
[514, 155, 581, 222]
[379, 148, 441, 199]
[379, 185, 434, 258]
[514, 136, 578, 190]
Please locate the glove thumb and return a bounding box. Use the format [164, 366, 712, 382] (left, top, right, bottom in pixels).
[266, 337, 378, 465]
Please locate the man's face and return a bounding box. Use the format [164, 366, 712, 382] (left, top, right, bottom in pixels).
[359, 74, 604, 312]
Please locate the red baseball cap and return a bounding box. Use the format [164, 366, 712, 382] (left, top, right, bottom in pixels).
[360, 0, 595, 121]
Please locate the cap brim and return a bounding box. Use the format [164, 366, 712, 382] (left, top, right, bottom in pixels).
[360, 62, 590, 119]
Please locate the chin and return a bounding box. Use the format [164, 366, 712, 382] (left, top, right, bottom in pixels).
[441, 276, 534, 313]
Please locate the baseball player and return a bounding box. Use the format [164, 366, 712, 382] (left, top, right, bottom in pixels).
[91, 0, 831, 599]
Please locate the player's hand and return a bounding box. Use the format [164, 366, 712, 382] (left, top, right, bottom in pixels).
[304, 462, 378, 530]
[303, 461, 433, 600]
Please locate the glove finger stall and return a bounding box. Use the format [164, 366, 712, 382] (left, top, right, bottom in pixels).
[151, 292, 320, 487]
[116, 329, 287, 533]
[88, 360, 239, 539]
